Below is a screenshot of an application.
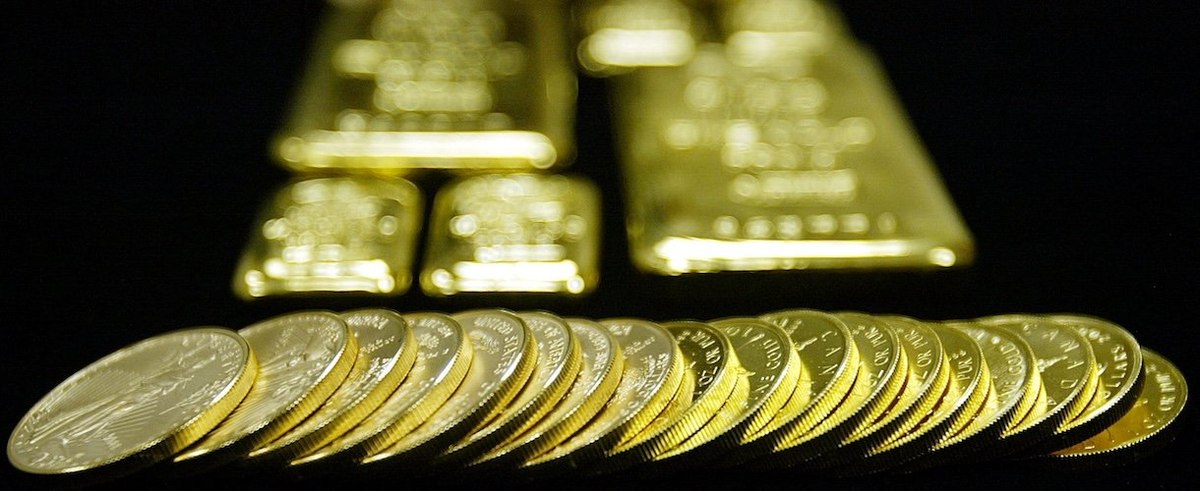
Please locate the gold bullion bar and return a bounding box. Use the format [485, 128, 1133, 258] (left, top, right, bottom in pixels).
[1048, 348, 1187, 467]
[573, 0, 707, 75]
[714, 0, 850, 70]
[289, 312, 472, 469]
[7, 328, 256, 482]
[359, 309, 536, 471]
[245, 309, 417, 464]
[615, 40, 973, 274]
[727, 309, 859, 468]
[234, 176, 422, 298]
[172, 312, 357, 470]
[472, 318, 625, 469]
[275, 0, 575, 172]
[435, 311, 582, 467]
[521, 318, 686, 475]
[1043, 314, 1144, 451]
[421, 174, 600, 296]
[980, 314, 1099, 456]
[594, 320, 743, 473]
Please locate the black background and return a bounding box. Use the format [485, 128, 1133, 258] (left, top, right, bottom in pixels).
[3, 1, 1198, 489]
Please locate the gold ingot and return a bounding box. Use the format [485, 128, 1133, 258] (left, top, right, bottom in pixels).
[616, 41, 973, 274]
[574, 0, 704, 74]
[436, 311, 582, 467]
[473, 318, 624, 469]
[981, 314, 1099, 455]
[715, 0, 848, 69]
[173, 312, 357, 468]
[360, 309, 536, 469]
[275, 0, 575, 171]
[1045, 314, 1144, 450]
[421, 174, 600, 296]
[597, 321, 743, 472]
[1049, 348, 1187, 466]
[791, 312, 906, 469]
[245, 309, 417, 464]
[853, 321, 991, 473]
[727, 309, 858, 467]
[522, 318, 685, 473]
[289, 312, 472, 468]
[234, 176, 422, 298]
[8, 328, 255, 481]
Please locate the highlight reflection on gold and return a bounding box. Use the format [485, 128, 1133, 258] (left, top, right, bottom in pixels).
[276, 0, 575, 172]
[421, 173, 600, 295]
[234, 177, 422, 298]
[616, 40, 974, 273]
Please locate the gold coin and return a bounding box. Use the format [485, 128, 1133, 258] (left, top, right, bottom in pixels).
[920, 320, 1041, 464]
[1045, 314, 1144, 450]
[981, 314, 1099, 454]
[246, 308, 417, 463]
[8, 328, 256, 480]
[855, 321, 990, 473]
[796, 312, 907, 469]
[731, 309, 859, 467]
[1049, 348, 1187, 466]
[522, 318, 685, 473]
[174, 311, 356, 467]
[437, 311, 582, 467]
[653, 317, 801, 464]
[473, 318, 624, 469]
[361, 309, 536, 468]
[289, 312, 472, 468]
[599, 321, 743, 472]
[817, 315, 948, 465]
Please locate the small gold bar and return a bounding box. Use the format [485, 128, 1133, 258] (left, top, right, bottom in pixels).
[421, 173, 600, 295]
[615, 41, 974, 273]
[276, 0, 575, 172]
[234, 176, 422, 298]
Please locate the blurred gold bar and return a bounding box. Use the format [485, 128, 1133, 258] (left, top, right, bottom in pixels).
[615, 42, 974, 273]
[234, 176, 422, 298]
[276, 0, 575, 172]
[715, 0, 849, 69]
[421, 173, 600, 295]
[574, 0, 705, 75]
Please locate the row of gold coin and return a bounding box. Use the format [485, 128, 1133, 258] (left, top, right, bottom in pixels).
[7, 308, 1187, 484]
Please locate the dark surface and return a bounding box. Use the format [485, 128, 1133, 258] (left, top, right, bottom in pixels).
[2, 1, 1198, 489]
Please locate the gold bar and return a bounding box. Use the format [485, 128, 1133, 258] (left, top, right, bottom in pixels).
[574, 0, 705, 75]
[234, 176, 422, 297]
[615, 41, 974, 273]
[421, 173, 600, 295]
[275, 0, 575, 172]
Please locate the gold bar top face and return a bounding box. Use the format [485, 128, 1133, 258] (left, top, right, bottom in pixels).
[235, 177, 422, 298]
[422, 174, 600, 295]
[575, 0, 702, 74]
[277, 0, 575, 172]
[617, 42, 974, 274]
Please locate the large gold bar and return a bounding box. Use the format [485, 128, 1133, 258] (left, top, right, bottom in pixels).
[421, 173, 600, 295]
[615, 41, 974, 273]
[276, 0, 575, 172]
[234, 176, 422, 297]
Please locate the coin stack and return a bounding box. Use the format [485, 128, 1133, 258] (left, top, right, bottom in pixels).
[7, 308, 1186, 486]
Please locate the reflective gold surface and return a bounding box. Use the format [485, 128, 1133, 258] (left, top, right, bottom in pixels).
[617, 40, 973, 273]
[421, 174, 600, 295]
[523, 318, 684, 472]
[234, 177, 422, 298]
[575, 0, 702, 74]
[174, 312, 355, 466]
[1048, 314, 1144, 449]
[361, 309, 535, 468]
[1050, 348, 1186, 463]
[290, 312, 471, 467]
[8, 328, 255, 477]
[276, 0, 575, 171]
[246, 309, 416, 463]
